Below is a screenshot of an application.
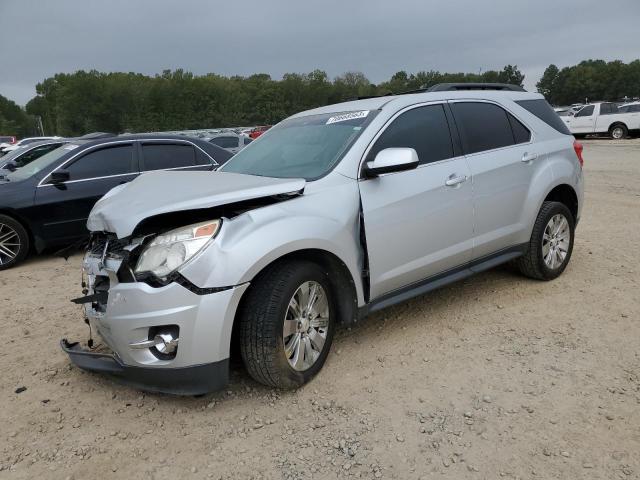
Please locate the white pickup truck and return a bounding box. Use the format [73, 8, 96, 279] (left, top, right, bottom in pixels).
[564, 102, 640, 139]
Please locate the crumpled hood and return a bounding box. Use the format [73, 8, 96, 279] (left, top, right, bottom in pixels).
[87, 170, 305, 238]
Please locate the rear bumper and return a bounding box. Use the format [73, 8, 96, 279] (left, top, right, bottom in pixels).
[61, 339, 228, 395]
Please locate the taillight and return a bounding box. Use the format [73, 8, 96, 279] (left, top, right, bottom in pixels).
[10, 136, 16, 144]
[573, 140, 584, 168]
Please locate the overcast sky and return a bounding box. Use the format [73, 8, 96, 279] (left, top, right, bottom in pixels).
[1, 0, 639, 105]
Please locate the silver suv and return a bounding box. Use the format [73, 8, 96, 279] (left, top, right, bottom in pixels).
[63, 84, 584, 395]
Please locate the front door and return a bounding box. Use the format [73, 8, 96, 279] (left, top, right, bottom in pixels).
[570, 105, 596, 133]
[34, 143, 137, 243]
[359, 104, 474, 300]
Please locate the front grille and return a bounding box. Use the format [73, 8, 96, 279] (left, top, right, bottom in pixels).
[88, 233, 128, 258]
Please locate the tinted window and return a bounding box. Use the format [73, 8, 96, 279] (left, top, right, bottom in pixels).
[195, 148, 214, 166]
[575, 105, 595, 117]
[368, 104, 453, 165]
[67, 145, 133, 180]
[451, 102, 515, 154]
[210, 136, 239, 149]
[507, 113, 531, 144]
[515, 99, 572, 135]
[599, 103, 618, 115]
[142, 143, 196, 171]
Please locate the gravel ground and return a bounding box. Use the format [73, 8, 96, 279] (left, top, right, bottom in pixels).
[1, 139, 639, 480]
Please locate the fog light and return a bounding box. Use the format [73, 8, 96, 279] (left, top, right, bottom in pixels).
[129, 326, 180, 359]
[154, 332, 178, 354]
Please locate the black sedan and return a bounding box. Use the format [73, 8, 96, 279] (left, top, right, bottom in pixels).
[0, 134, 232, 270]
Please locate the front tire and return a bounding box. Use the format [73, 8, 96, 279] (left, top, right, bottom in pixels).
[239, 260, 335, 389]
[0, 214, 29, 270]
[516, 201, 575, 281]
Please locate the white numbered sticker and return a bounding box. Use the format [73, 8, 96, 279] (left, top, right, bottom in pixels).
[64, 144, 80, 150]
[326, 111, 369, 124]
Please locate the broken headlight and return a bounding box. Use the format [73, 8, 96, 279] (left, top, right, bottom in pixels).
[134, 220, 221, 278]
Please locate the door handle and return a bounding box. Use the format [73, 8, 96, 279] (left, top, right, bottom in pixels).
[521, 152, 538, 163]
[445, 174, 467, 187]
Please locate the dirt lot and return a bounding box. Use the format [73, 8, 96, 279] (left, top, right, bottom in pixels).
[2, 139, 639, 480]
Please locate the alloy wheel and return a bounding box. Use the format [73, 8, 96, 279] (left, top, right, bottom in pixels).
[612, 127, 625, 139]
[282, 281, 330, 371]
[0, 222, 21, 266]
[542, 214, 570, 270]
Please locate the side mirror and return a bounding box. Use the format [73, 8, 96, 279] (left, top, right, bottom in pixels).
[362, 148, 419, 178]
[49, 170, 70, 184]
[1, 161, 16, 171]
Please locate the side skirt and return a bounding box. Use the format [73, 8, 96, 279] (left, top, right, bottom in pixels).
[358, 244, 527, 318]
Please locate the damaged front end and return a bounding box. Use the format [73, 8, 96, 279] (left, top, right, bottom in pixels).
[61, 171, 307, 395]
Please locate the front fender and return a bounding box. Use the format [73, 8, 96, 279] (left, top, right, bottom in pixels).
[178, 180, 366, 305]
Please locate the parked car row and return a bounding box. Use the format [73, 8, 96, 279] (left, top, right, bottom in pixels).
[54, 83, 584, 395]
[0, 134, 232, 269]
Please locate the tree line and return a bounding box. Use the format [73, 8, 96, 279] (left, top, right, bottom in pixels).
[0, 60, 637, 138]
[20, 65, 523, 136]
[537, 59, 640, 106]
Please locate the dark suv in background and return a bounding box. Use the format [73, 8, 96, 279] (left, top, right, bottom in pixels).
[0, 134, 232, 269]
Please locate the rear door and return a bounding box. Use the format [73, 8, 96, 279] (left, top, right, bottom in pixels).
[139, 141, 214, 172]
[359, 103, 474, 299]
[449, 101, 535, 259]
[570, 105, 597, 133]
[34, 143, 138, 242]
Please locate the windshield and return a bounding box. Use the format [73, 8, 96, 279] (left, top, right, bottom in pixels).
[5, 144, 77, 182]
[221, 110, 377, 180]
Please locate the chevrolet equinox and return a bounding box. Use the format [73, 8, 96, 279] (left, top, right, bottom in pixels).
[63, 84, 584, 394]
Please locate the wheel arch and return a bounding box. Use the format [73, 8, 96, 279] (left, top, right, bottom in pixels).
[241, 248, 359, 324]
[608, 121, 628, 134]
[543, 183, 579, 221]
[228, 247, 360, 363]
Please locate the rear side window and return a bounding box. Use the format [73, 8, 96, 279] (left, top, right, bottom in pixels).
[142, 143, 196, 171]
[515, 99, 571, 135]
[67, 144, 134, 180]
[210, 136, 239, 149]
[368, 104, 454, 165]
[507, 113, 531, 144]
[451, 102, 515, 154]
[599, 103, 618, 115]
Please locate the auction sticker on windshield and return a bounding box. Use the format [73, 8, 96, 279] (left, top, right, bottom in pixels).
[326, 111, 369, 124]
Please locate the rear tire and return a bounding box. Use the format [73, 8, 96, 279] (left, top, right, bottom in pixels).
[239, 260, 335, 389]
[609, 124, 628, 139]
[516, 201, 574, 281]
[0, 214, 29, 270]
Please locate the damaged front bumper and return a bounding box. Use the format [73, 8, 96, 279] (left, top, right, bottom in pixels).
[61, 235, 249, 395]
[61, 339, 229, 395]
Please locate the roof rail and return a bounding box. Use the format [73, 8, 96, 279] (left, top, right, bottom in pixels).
[426, 83, 526, 92]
